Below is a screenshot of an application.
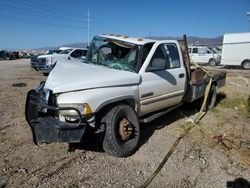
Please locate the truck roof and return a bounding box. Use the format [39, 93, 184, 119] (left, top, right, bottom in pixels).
[223, 32, 250, 44]
[98, 34, 157, 45]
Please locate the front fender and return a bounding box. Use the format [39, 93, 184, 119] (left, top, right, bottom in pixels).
[56, 86, 139, 113]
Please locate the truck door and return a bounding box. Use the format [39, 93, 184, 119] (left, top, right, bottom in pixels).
[139, 42, 186, 116]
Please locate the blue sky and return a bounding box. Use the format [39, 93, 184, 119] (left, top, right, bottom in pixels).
[0, 0, 249, 49]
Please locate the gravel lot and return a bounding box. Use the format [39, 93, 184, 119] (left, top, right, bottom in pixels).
[0, 59, 250, 188]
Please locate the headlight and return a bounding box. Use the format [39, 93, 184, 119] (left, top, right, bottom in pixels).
[58, 103, 92, 116]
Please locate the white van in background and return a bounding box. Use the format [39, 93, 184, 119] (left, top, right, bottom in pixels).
[188, 46, 221, 66]
[221, 32, 250, 70]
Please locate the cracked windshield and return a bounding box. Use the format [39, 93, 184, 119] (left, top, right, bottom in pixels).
[86, 36, 139, 72]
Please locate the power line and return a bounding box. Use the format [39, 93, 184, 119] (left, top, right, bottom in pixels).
[0, 14, 85, 29]
[0, 1, 84, 23]
[3, 0, 85, 17]
[21, 0, 85, 16]
[0, 6, 84, 24]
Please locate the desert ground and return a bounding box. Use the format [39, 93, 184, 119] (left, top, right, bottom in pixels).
[0, 59, 250, 188]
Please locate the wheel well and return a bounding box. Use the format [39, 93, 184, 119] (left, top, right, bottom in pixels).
[209, 58, 215, 62]
[94, 99, 137, 127]
[96, 99, 136, 115]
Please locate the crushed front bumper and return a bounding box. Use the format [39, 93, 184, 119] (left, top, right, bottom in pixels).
[25, 89, 87, 145]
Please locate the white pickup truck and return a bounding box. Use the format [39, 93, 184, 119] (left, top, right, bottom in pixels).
[25, 34, 226, 157]
[34, 47, 88, 74]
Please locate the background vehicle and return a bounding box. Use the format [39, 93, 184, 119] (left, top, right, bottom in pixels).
[221, 32, 250, 70]
[31, 48, 87, 74]
[37, 47, 87, 74]
[188, 46, 221, 66]
[25, 35, 226, 157]
[30, 49, 62, 69]
[0, 50, 15, 60]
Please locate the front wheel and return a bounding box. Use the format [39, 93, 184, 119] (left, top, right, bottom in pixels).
[102, 104, 140, 157]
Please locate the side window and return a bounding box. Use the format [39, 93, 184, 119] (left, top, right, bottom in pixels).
[198, 48, 206, 54]
[188, 48, 191, 53]
[192, 48, 198, 53]
[70, 50, 84, 58]
[163, 44, 180, 68]
[206, 48, 211, 54]
[148, 43, 180, 70]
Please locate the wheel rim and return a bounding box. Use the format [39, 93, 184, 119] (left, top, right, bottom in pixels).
[243, 61, 250, 69]
[118, 117, 133, 141]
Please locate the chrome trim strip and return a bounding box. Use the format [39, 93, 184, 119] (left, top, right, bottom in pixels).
[140, 90, 185, 105]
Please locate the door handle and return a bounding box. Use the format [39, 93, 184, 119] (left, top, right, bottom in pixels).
[179, 73, 185, 78]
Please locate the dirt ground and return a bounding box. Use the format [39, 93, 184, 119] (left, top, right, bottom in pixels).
[0, 59, 250, 188]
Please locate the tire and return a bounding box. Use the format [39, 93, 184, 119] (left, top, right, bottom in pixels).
[209, 58, 216, 66]
[242, 60, 250, 70]
[102, 104, 140, 157]
[203, 84, 217, 111]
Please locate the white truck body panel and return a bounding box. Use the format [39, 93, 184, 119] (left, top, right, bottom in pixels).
[45, 61, 140, 94]
[57, 85, 139, 113]
[221, 32, 250, 66]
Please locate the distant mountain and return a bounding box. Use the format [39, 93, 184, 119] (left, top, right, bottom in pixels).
[34, 36, 223, 50]
[148, 36, 223, 45]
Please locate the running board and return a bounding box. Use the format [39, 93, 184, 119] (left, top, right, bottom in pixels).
[139, 104, 182, 123]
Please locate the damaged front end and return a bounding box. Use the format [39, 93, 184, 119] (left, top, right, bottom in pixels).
[25, 82, 87, 145]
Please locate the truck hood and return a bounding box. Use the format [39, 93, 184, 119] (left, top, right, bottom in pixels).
[44, 61, 140, 93]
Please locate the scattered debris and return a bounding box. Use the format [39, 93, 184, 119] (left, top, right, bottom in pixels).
[185, 118, 194, 124]
[15, 167, 28, 174]
[240, 141, 250, 149]
[229, 76, 249, 87]
[12, 83, 27, 87]
[213, 135, 234, 149]
[199, 156, 207, 165]
[234, 106, 239, 110]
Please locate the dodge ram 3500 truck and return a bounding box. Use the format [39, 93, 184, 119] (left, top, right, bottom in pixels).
[25, 34, 226, 157]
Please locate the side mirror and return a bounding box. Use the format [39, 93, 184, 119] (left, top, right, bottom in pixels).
[146, 58, 166, 72]
[68, 57, 71, 60]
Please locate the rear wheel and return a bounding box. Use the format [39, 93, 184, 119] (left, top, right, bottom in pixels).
[102, 104, 140, 157]
[242, 60, 250, 70]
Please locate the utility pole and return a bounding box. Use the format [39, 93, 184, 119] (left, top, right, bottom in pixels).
[86, 8, 90, 47]
[247, 11, 250, 31]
